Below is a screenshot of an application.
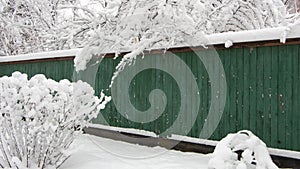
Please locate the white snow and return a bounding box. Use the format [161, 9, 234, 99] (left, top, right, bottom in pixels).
[169, 134, 219, 147]
[208, 130, 278, 169]
[205, 25, 300, 45]
[61, 134, 209, 169]
[88, 124, 158, 137]
[225, 40, 233, 48]
[268, 147, 300, 160]
[0, 48, 80, 63]
[61, 130, 300, 169]
[89, 124, 218, 146]
[0, 72, 111, 168]
[73, 0, 290, 73]
[89, 124, 300, 161]
[1, 24, 300, 63]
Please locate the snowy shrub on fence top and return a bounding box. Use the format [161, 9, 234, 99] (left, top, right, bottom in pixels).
[208, 130, 278, 169]
[0, 72, 111, 168]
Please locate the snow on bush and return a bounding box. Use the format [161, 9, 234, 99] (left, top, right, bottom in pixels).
[208, 130, 278, 169]
[0, 72, 111, 168]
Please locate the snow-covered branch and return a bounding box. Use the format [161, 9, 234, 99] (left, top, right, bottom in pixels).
[74, 0, 292, 83]
[1, 0, 299, 58]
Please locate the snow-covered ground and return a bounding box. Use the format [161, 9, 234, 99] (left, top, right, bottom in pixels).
[88, 124, 300, 160]
[61, 134, 209, 169]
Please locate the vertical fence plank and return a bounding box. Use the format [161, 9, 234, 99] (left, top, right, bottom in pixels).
[291, 44, 299, 150]
[278, 45, 287, 149]
[270, 46, 279, 148]
[243, 48, 250, 130]
[256, 47, 264, 137]
[199, 50, 209, 138]
[230, 48, 237, 133]
[189, 51, 200, 137]
[249, 47, 257, 133]
[298, 45, 300, 151]
[263, 46, 272, 145]
[218, 49, 227, 138]
[285, 45, 294, 150]
[223, 49, 231, 136]
[195, 51, 204, 138]
[236, 48, 244, 131]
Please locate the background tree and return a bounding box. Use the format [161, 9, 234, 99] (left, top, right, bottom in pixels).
[0, 0, 57, 55]
[0, 0, 79, 55]
[283, 0, 299, 13]
[0, 0, 299, 57]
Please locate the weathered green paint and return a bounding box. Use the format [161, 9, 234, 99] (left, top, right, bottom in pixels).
[0, 44, 300, 151]
[291, 44, 300, 150]
[278, 45, 287, 149]
[271, 46, 279, 149]
[0, 60, 74, 81]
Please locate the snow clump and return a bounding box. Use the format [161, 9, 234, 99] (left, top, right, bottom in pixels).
[208, 130, 278, 169]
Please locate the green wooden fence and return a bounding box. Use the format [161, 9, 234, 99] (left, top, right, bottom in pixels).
[0, 43, 299, 151]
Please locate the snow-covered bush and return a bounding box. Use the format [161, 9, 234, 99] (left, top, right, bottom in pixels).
[0, 72, 111, 168]
[208, 130, 278, 169]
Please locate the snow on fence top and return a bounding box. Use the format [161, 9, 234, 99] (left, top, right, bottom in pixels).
[1, 24, 300, 63]
[0, 48, 81, 63]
